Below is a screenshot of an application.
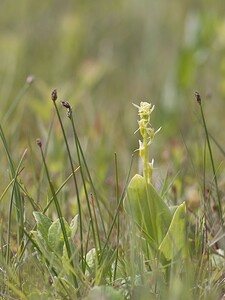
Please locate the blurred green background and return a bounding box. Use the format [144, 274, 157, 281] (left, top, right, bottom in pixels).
[1, 0, 225, 199]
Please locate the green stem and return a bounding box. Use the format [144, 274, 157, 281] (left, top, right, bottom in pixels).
[113, 153, 120, 282]
[38, 144, 80, 294]
[71, 118, 107, 238]
[70, 117, 101, 254]
[53, 102, 84, 269]
[6, 150, 27, 265]
[0, 123, 26, 264]
[143, 131, 149, 183]
[100, 154, 134, 264]
[2, 81, 31, 125]
[199, 103, 223, 227]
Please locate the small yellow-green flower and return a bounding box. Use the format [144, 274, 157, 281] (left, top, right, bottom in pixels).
[133, 101, 161, 183]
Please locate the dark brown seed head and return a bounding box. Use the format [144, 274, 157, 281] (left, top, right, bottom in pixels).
[61, 101, 71, 109]
[36, 138, 42, 148]
[51, 89, 57, 102]
[194, 91, 201, 104]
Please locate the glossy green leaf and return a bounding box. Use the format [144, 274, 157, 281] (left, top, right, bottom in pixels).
[123, 174, 172, 248]
[159, 202, 186, 261]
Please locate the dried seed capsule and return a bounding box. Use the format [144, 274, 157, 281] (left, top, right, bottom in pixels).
[194, 91, 201, 104]
[61, 100, 71, 109]
[36, 138, 42, 148]
[51, 89, 57, 102]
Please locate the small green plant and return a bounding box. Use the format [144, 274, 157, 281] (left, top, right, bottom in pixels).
[31, 212, 79, 286]
[122, 98, 225, 299]
[123, 101, 187, 267]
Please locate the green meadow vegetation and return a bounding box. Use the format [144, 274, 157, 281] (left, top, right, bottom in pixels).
[1, 1, 225, 299]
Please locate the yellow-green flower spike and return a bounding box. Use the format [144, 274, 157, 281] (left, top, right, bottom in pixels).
[133, 101, 161, 183]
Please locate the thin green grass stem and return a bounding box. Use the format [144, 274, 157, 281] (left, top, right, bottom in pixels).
[100, 154, 134, 264]
[2, 81, 32, 125]
[203, 142, 210, 269]
[83, 220, 91, 273]
[5, 149, 27, 265]
[42, 166, 80, 214]
[90, 193, 101, 252]
[208, 131, 225, 157]
[113, 153, 120, 282]
[70, 117, 107, 238]
[0, 178, 16, 204]
[0, 125, 24, 246]
[70, 117, 100, 252]
[38, 144, 80, 295]
[53, 102, 84, 271]
[36, 113, 56, 205]
[199, 103, 223, 227]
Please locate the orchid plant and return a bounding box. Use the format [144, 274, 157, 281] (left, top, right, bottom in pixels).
[123, 101, 187, 263]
